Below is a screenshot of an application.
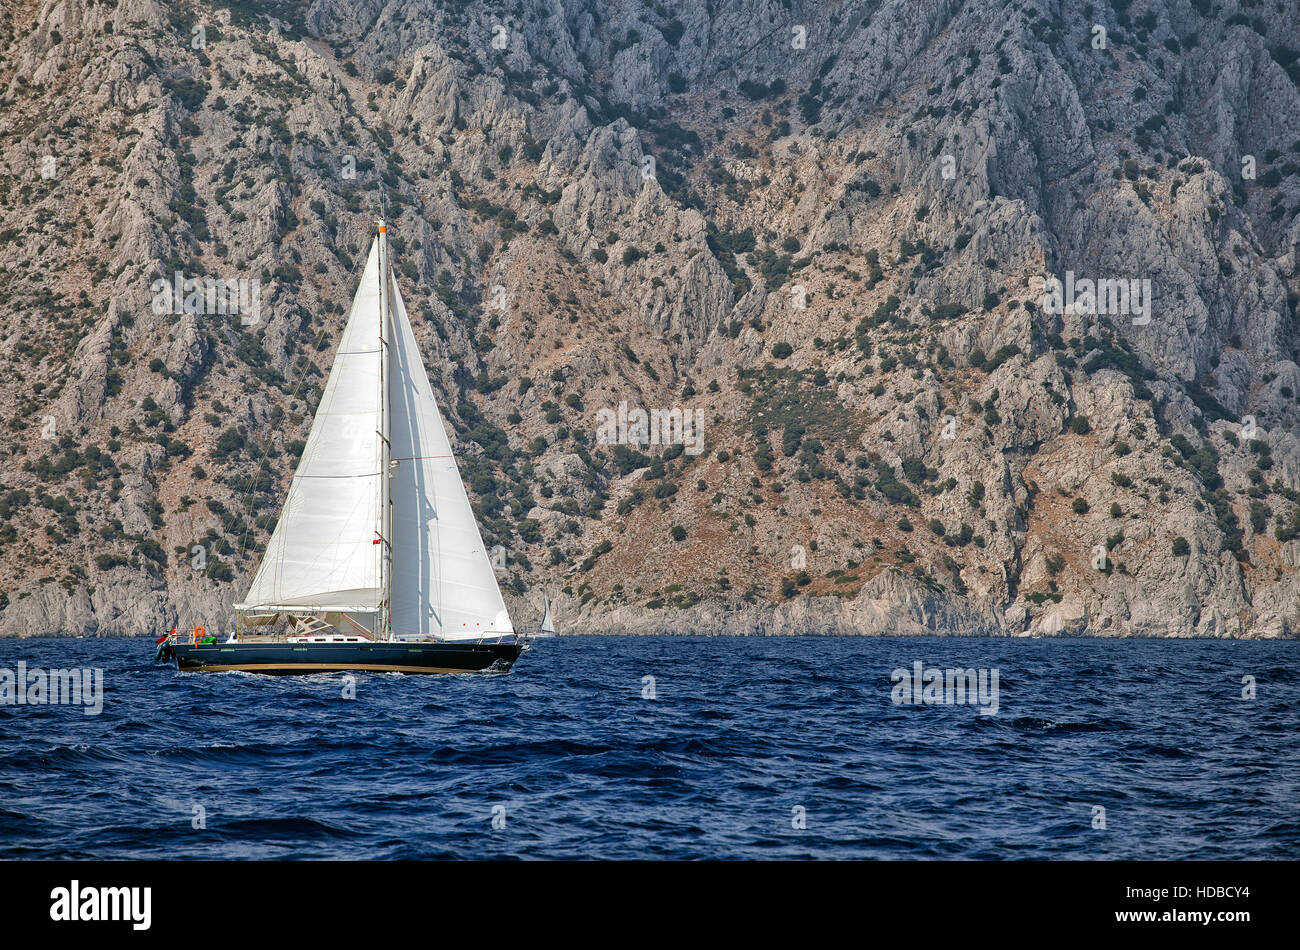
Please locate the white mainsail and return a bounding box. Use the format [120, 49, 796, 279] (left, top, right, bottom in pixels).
[238, 241, 385, 617]
[387, 268, 514, 640]
[238, 225, 513, 642]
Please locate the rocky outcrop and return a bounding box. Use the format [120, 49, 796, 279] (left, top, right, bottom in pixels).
[0, 1, 1298, 639]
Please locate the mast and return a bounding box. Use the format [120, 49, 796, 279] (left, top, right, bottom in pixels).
[378, 220, 393, 640]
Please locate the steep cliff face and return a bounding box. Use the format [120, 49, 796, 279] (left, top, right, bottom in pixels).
[0, 0, 1298, 638]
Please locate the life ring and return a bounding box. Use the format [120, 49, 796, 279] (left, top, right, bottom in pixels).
[194, 625, 205, 643]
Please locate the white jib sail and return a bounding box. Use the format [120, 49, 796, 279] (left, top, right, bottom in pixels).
[387, 270, 514, 639]
[239, 241, 385, 614]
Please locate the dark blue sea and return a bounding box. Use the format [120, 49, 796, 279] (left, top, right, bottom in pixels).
[1, 636, 1296, 859]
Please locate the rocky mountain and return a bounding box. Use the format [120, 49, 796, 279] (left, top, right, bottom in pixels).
[1, 0, 1298, 639]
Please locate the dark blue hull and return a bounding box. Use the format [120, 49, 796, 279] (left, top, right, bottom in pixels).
[172, 640, 522, 675]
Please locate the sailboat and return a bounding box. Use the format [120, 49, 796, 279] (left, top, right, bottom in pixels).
[169, 221, 523, 674]
[535, 590, 556, 638]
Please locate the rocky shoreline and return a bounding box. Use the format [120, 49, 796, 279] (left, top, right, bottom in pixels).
[1, 569, 1293, 639]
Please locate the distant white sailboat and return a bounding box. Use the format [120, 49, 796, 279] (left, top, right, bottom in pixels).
[167, 220, 523, 674]
[535, 590, 556, 638]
